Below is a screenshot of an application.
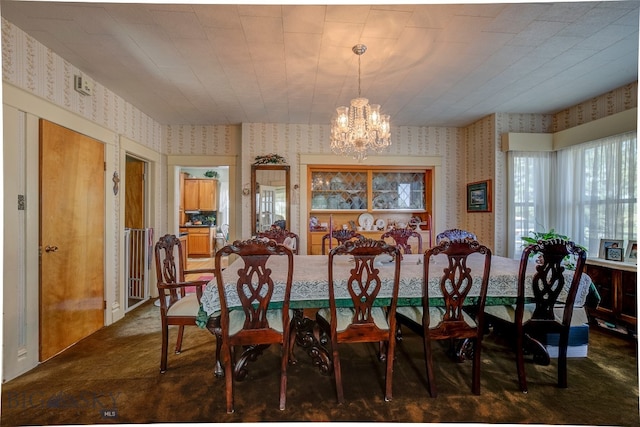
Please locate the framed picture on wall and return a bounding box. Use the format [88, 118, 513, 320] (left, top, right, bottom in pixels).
[599, 239, 624, 260]
[625, 240, 637, 264]
[467, 180, 492, 212]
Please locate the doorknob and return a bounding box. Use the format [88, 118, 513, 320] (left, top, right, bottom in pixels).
[44, 245, 59, 253]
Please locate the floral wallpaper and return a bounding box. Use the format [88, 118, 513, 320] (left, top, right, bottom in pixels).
[553, 82, 637, 132]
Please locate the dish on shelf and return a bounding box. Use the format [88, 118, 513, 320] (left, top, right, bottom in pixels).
[330, 175, 345, 190]
[327, 195, 343, 209]
[372, 175, 387, 189]
[358, 213, 374, 228]
[375, 218, 386, 230]
[309, 216, 319, 228]
[312, 194, 327, 209]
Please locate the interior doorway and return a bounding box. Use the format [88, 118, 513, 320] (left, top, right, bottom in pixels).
[124, 155, 151, 312]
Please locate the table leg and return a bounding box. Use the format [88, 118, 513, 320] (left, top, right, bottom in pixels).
[291, 309, 333, 375]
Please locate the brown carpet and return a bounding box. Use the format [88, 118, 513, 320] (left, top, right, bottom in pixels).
[2, 300, 638, 425]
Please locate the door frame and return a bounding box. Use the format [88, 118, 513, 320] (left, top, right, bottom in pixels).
[3, 83, 117, 380]
[120, 136, 160, 300]
[167, 156, 238, 244]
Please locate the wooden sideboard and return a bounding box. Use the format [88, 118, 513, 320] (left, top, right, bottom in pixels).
[585, 258, 637, 337]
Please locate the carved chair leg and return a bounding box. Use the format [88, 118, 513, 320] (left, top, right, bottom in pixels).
[206, 317, 224, 377]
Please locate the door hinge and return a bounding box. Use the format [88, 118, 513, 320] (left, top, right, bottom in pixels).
[104, 300, 107, 309]
[104, 162, 107, 171]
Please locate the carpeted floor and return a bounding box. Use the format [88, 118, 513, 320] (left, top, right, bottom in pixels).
[1, 299, 638, 425]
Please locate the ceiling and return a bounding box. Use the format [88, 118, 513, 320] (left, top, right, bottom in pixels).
[1, 1, 638, 127]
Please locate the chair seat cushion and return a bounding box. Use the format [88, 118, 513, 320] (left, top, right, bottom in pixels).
[484, 304, 588, 326]
[228, 309, 293, 335]
[396, 306, 477, 328]
[166, 293, 200, 317]
[317, 306, 389, 332]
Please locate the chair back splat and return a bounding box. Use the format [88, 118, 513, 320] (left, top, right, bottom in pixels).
[256, 228, 300, 254]
[154, 234, 217, 373]
[214, 238, 294, 413]
[321, 229, 365, 255]
[381, 228, 423, 254]
[316, 238, 401, 404]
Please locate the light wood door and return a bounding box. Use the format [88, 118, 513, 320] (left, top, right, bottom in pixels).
[39, 119, 105, 361]
[125, 157, 145, 229]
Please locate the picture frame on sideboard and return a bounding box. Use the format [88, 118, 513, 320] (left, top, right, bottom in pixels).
[599, 238, 624, 260]
[625, 240, 637, 264]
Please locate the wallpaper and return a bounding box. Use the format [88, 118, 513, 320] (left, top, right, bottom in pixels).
[166, 121, 464, 239]
[553, 82, 638, 132]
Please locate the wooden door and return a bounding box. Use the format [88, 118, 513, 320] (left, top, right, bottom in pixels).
[125, 157, 145, 229]
[39, 119, 105, 361]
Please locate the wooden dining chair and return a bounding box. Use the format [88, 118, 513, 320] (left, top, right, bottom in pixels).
[154, 234, 217, 373]
[435, 228, 477, 244]
[484, 238, 587, 393]
[381, 228, 423, 254]
[321, 229, 364, 255]
[316, 238, 402, 404]
[396, 238, 492, 397]
[214, 238, 295, 413]
[256, 228, 300, 254]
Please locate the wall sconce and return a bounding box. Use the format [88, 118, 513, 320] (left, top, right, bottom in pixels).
[242, 184, 250, 196]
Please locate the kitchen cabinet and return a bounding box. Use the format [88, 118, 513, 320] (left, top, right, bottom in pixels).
[183, 226, 216, 258]
[184, 179, 217, 211]
[307, 166, 433, 254]
[585, 258, 637, 336]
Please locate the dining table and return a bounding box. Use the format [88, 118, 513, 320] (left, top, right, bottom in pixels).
[198, 253, 595, 378]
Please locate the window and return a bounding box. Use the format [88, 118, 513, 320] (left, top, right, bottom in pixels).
[508, 132, 636, 259]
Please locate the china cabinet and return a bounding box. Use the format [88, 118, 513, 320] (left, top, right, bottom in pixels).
[307, 166, 433, 255]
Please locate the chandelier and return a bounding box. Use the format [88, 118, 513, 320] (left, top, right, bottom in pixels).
[330, 44, 391, 162]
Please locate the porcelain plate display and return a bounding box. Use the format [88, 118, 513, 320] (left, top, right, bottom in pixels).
[358, 213, 374, 228]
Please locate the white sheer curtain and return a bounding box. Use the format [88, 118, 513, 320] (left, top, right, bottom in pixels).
[507, 151, 553, 258]
[556, 132, 637, 255]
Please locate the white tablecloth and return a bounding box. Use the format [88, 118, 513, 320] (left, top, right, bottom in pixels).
[200, 254, 593, 316]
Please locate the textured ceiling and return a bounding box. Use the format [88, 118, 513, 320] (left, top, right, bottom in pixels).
[1, 1, 638, 127]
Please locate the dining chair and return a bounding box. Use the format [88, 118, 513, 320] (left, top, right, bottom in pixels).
[484, 238, 587, 393]
[321, 229, 364, 255]
[381, 228, 423, 254]
[396, 238, 492, 397]
[214, 238, 294, 413]
[316, 238, 402, 404]
[154, 234, 217, 373]
[256, 228, 300, 254]
[435, 229, 477, 244]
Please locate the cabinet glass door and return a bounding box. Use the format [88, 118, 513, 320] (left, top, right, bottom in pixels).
[372, 172, 425, 211]
[310, 171, 368, 211]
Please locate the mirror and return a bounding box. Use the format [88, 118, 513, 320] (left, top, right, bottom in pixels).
[251, 164, 290, 235]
